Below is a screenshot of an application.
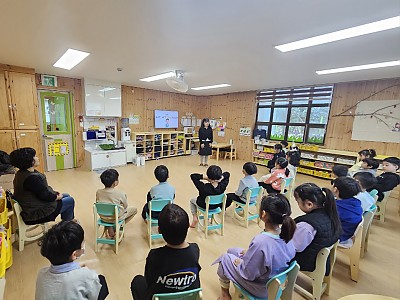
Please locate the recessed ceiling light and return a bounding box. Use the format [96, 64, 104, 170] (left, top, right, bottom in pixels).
[316, 60, 400, 75]
[53, 48, 90, 70]
[140, 71, 176, 82]
[191, 84, 231, 91]
[98, 87, 116, 92]
[275, 16, 400, 52]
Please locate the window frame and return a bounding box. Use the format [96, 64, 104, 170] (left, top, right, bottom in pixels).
[255, 86, 333, 145]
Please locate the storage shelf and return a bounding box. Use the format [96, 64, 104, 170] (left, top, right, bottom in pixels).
[299, 164, 332, 171]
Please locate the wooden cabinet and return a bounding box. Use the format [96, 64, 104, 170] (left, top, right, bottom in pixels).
[0, 71, 13, 130]
[0, 71, 38, 130]
[8, 72, 38, 130]
[0, 130, 17, 154]
[15, 130, 41, 150]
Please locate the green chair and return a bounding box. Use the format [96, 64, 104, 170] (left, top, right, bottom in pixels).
[147, 199, 173, 248]
[361, 205, 377, 258]
[152, 288, 202, 300]
[368, 189, 378, 201]
[93, 203, 125, 254]
[233, 261, 300, 300]
[197, 194, 226, 238]
[232, 187, 263, 228]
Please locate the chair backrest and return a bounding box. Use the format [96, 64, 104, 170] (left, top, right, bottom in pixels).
[362, 205, 377, 238]
[369, 189, 378, 201]
[94, 203, 118, 217]
[152, 288, 202, 300]
[150, 199, 173, 212]
[206, 194, 226, 205]
[267, 261, 300, 300]
[246, 186, 263, 202]
[12, 199, 23, 221]
[281, 177, 293, 194]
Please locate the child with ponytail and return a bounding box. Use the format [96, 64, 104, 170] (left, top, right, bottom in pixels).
[213, 194, 296, 299]
[349, 149, 377, 175]
[259, 157, 290, 194]
[292, 183, 342, 272]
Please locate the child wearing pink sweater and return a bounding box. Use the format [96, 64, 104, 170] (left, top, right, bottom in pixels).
[258, 158, 290, 194]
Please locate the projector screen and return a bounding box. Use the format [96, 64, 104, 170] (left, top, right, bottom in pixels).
[154, 110, 179, 129]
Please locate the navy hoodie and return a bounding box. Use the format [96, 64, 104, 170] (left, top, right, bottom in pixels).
[336, 197, 363, 241]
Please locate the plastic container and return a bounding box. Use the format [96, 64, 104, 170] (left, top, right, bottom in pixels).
[0, 199, 8, 225]
[4, 219, 12, 269]
[0, 232, 6, 278]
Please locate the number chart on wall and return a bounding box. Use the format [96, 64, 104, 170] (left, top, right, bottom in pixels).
[352, 100, 400, 143]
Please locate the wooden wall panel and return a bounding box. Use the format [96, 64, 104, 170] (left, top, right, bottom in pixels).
[326, 78, 400, 156]
[35, 75, 85, 167]
[121, 86, 210, 133]
[208, 91, 257, 161]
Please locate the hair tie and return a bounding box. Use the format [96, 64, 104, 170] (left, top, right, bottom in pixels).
[282, 213, 287, 218]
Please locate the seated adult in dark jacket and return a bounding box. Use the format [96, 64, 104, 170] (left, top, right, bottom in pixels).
[10, 148, 75, 225]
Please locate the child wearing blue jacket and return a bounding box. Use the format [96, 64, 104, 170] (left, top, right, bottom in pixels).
[332, 177, 363, 246]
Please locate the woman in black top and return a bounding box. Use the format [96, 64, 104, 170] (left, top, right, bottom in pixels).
[198, 118, 213, 166]
[10, 147, 75, 225]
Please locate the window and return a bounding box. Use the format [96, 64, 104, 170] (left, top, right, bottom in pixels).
[255, 85, 333, 144]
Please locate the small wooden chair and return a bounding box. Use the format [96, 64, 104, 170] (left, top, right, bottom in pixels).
[232, 187, 263, 228]
[375, 191, 391, 222]
[295, 242, 338, 300]
[197, 194, 226, 238]
[93, 203, 125, 254]
[233, 261, 300, 300]
[338, 218, 364, 282]
[153, 288, 203, 300]
[11, 200, 49, 251]
[147, 199, 173, 248]
[224, 148, 237, 160]
[361, 205, 377, 258]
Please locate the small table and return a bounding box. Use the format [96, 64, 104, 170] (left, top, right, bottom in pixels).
[211, 143, 233, 161]
[338, 295, 399, 300]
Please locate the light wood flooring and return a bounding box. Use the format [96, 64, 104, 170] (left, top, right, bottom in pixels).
[4, 155, 400, 299]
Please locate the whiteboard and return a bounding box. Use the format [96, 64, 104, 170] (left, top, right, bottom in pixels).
[352, 100, 400, 143]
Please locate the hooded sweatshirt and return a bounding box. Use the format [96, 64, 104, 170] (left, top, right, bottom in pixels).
[336, 197, 362, 241]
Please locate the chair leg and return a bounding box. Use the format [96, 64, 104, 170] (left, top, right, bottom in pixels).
[115, 225, 119, 254]
[18, 230, 25, 252]
[349, 250, 360, 282]
[323, 276, 331, 295]
[94, 226, 99, 252]
[311, 277, 323, 300]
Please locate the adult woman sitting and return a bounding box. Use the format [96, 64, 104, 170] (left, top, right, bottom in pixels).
[10, 147, 75, 225]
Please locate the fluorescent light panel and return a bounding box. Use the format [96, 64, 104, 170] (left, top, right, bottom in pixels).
[316, 60, 400, 75]
[275, 16, 400, 52]
[140, 71, 176, 82]
[98, 87, 116, 92]
[191, 84, 231, 91]
[53, 49, 90, 70]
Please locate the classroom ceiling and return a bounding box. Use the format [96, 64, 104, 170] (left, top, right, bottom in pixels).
[0, 0, 399, 95]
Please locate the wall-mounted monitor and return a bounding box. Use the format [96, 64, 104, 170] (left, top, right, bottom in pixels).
[154, 110, 179, 129]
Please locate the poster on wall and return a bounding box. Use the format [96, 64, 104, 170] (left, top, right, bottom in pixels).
[129, 115, 140, 125]
[351, 100, 400, 143]
[240, 127, 252, 136]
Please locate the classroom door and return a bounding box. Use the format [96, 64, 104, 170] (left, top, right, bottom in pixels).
[39, 91, 74, 171]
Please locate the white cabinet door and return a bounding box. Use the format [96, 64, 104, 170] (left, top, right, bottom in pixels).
[104, 88, 121, 117]
[110, 151, 126, 167]
[91, 152, 110, 169]
[85, 84, 105, 116]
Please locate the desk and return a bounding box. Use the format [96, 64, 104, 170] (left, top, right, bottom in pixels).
[212, 143, 233, 161]
[338, 295, 399, 300]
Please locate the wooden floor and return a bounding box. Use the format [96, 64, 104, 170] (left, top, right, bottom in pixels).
[4, 155, 400, 299]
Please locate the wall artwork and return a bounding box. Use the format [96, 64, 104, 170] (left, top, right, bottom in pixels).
[352, 100, 400, 143]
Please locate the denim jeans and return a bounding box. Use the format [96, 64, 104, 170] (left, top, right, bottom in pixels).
[60, 193, 75, 221]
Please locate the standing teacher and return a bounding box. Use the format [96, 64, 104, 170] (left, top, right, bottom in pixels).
[198, 118, 213, 166]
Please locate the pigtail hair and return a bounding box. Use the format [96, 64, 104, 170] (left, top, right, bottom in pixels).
[321, 187, 342, 237]
[280, 215, 296, 243]
[284, 168, 290, 177]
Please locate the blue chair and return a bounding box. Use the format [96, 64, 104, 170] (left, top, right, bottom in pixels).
[93, 203, 125, 254]
[368, 189, 378, 201]
[361, 204, 377, 257]
[152, 288, 202, 299]
[147, 199, 173, 248]
[280, 177, 293, 198]
[197, 194, 226, 238]
[232, 187, 263, 228]
[233, 261, 300, 300]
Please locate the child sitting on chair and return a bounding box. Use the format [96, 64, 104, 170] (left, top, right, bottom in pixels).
[96, 169, 137, 238]
[226, 162, 258, 204]
[353, 172, 377, 212]
[368, 157, 400, 201]
[292, 183, 342, 273]
[213, 194, 296, 299]
[130, 204, 201, 300]
[258, 158, 290, 194]
[36, 221, 109, 300]
[141, 165, 175, 221]
[189, 165, 231, 228]
[332, 177, 363, 247]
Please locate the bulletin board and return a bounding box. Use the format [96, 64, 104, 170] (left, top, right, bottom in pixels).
[47, 142, 70, 156]
[352, 100, 400, 143]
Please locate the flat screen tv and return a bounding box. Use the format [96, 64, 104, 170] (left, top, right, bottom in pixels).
[154, 110, 179, 129]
